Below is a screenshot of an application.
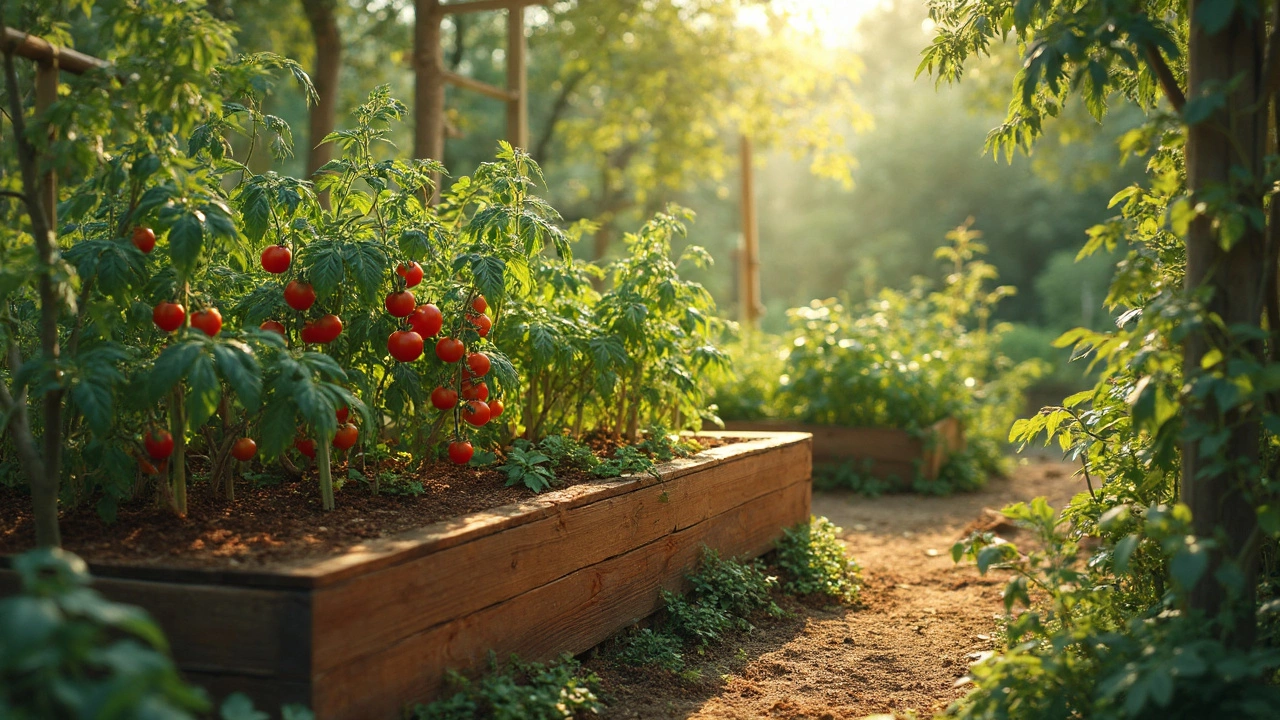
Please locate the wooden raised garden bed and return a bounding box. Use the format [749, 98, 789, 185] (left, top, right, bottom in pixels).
[0, 431, 810, 719]
[722, 418, 963, 481]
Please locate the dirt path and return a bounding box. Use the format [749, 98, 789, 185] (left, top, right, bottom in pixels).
[591, 459, 1084, 719]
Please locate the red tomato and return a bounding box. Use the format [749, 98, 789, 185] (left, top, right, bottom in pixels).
[448, 440, 474, 465]
[153, 302, 185, 332]
[260, 245, 292, 274]
[387, 330, 425, 362]
[260, 320, 287, 337]
[306, 314, 343, 344]
[396, 262, 424, 288]
[488, 399, 504, 418]
[430, 386, 458, 410]
[408, 304, 444, 338]
[231, 437, 257, 461]
[333, 423, 359, 450]
[336, 406, 349, 424]
[132, 227, 156, 254]
[295, 437, 317, 459]
[138, 458, 160, 475]
[467, 313, 492, 338]
[466, 352, 491, 377]
[284, 280, 316, 311]
[461, 381, 489, 402]
[190, 308, 223, 337]
[462, 400, 490, 427]
[385, 290, 416, 318]
[471, 295, 488, 314]
[144, 429, 174, 460]
[435, 337, 465, 363]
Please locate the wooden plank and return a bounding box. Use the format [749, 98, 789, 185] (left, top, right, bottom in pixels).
[0, 572, 311, 680]
[2, 27, 109, 75]
[0, 433, 809, 591]
[442, 69, 518, 100]
[505, 3, 528, 149]
[723, 420, 961, 480]
[309, 440, 810, 672]
[311, 479, 810, 719]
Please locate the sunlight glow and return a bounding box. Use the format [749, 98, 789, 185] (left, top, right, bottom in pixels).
[774, 0, 892, 46]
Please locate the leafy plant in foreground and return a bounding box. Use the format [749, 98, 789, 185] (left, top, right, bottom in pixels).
[776, 516, 862, 603]
[497, 443, 557, 493]
[412, 654, 601, 720]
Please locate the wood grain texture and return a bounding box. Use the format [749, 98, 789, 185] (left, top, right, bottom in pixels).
[310, 440, 810, 672]
[723, 420, 963, 480]
[312, 479, 811, 719]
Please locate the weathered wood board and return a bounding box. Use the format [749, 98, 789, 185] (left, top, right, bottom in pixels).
[0, 431, 811, 719]
[722, 418, 963, 481]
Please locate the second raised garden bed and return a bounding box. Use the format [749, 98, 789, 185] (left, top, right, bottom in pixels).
[0, 431, 811, 719]
[722, 418, 963, 481]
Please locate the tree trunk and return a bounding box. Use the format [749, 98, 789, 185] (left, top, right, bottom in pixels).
[414, 0, 445, 201]
[301, 0, 342, 191]
[1183, 3, 1266, 646]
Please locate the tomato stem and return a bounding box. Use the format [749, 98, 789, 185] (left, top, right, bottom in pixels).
[317, 434, 334, 511]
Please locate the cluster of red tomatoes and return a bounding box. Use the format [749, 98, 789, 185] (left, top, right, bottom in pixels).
[137, 227, 226, 337]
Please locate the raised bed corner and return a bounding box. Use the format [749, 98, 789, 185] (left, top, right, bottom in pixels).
[0, 431, 811, 719]
[722, 418, 963, 481]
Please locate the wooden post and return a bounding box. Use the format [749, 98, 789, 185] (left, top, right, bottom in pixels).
[34, 60, 57, 229]
[414, 0, 446, 202]
[505, 4, 528, 149]
[739, 134, 761, 328]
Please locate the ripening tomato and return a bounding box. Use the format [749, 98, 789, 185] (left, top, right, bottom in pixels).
[333, 423, 359, 450]
[144, 429, 174, 460]
[430, 386, 458, 410]
[448, 440, 474, 465]
[462, 400, 490, 427]
[471, 295, 488, 314]
[435, 337, 465, 363]
[231, 437, 257, 462]
[261, 245, 292, 274]
[467, 313, 492, 338]
[408, 304, 444, 338]
[132, 227, 156, 254]
[305, 314, 343, 344]
[284, 280, 316, 311]
[461, 381, 488, 402]
[295, 437, 317, 459]
[488, 399, 504, 418]
[190, 308, 223, 337]
[387, 330, 425, 362]
[260, 320, 287, 337]
[336, 406, 349, 424]
[396, 262, 424, 288]
[153, 302, 185, 332]
[466, 352, 491, 377]
[385, 290, 416, 318]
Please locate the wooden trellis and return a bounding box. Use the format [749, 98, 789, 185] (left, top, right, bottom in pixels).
[413, 0, 545, 195]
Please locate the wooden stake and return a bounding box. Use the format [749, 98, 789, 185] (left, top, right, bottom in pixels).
[739, 134, 761, 328]
[413, 0, 446, 202]
[506, 4, 528, 150]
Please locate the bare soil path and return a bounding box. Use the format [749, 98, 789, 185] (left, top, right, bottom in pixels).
[590, 459, 1084, 719]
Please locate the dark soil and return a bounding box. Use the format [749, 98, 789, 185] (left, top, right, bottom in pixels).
[0, 437, 728, 570]
[587, 458, 1085, 719]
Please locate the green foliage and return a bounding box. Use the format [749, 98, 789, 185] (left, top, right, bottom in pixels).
[948, 499, 1280, 719]
[536, 435, 599, 472]
[0, 549, 209, 719]
[715, 224, 1045, 487]
[616, 628, 686, 672]
[776, 517, 862, 603]
[661, 547, 782, 648]
[412, 655, 602, 720]
[591, 445, 658, 479]
[497, 443, 557, 493]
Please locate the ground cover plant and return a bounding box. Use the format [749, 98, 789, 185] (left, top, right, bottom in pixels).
[0, 1, 729, 551]
[713, 223, 1044, 493]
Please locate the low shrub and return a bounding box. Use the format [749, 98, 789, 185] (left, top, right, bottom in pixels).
[413, 655, 602, 720]
[776, 516, 862, 603]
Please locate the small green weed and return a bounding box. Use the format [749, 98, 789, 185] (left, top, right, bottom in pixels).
[688, 547, 782, 619]
[592, 445, 658, 479]
[776, 516, 862, 603]
[663, 590, 736, 646]
[617, 628, 685, 671]
[413, 654, 601, 720]
[637, 426, 701, 462]
[497, 444, 557, 493]
[537, 435, 599, 471]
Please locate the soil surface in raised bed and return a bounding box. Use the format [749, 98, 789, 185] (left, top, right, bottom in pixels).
[0, 436, 731, 570]
[588, 457, 1084, 719]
